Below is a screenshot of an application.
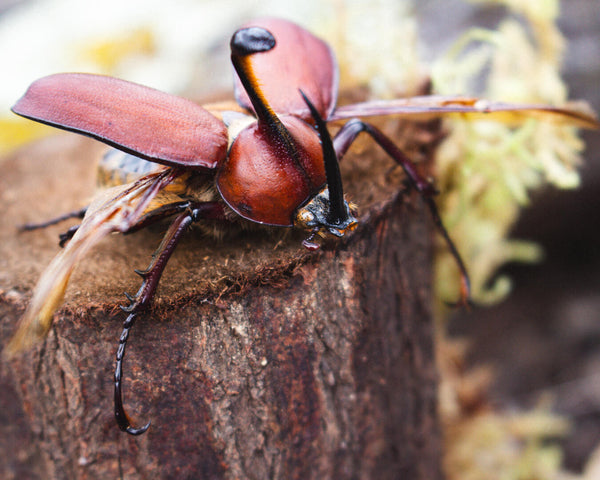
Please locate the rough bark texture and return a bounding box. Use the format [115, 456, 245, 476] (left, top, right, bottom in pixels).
[0, 107, 443, 480]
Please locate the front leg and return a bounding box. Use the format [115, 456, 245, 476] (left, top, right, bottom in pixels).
[333, 119, 471, 305]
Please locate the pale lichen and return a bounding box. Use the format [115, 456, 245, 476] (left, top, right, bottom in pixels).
[444, 405, 570, 480]
[433, 2, 594, 479]
[432, 0, 587, 307]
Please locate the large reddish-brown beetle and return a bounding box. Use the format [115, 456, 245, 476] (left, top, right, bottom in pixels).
[4, 18, 598, 435]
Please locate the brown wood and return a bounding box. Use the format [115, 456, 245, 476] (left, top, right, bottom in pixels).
[0, 109, 443, 479]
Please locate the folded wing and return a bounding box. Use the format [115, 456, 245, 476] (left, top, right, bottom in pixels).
[4, 169, 178, 356]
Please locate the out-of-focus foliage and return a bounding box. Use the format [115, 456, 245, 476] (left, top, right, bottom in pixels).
[435, 3, 594, 479]
[432, 0, 587, 307]
[445, 407, 570, 480]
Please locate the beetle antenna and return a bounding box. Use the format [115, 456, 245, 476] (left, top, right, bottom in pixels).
[299, 90, 347, 225]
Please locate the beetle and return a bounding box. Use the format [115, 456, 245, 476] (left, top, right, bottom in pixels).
[4, 17, 598, 435]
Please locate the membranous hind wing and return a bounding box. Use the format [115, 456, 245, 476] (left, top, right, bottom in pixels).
[4, 169, 179, 356]
[329, 95, 600, 129]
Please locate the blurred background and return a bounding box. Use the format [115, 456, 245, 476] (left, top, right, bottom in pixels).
[444, 0, 600, 473]
[0, 0, 598, 477]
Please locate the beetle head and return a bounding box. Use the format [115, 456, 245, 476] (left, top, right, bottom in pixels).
[295, 91, 358, 250]
[294, 188, 357, 249]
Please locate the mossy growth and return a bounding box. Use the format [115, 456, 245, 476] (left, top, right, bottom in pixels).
[432, 0, 588, 309]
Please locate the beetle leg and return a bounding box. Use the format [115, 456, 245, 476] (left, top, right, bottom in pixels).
[57, 225, 81, 247]
[301, 227, 321, 251]
[114, 201, 226, 435]
[123, 201, 197, 234]
[19, 206, 88, 231]
[333, 119, 471, 306]
[20, 206, 88, 247]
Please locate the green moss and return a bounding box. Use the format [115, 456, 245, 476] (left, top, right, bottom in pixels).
[431, 0, 587, 308]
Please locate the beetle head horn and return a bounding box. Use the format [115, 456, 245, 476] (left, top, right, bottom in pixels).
[299, 90, 349, 226]
[230, 26, 278, 127]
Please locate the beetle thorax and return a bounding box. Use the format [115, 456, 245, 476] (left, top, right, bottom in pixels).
[217, 115, 326, 226]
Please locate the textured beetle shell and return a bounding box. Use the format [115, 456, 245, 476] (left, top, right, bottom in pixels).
[12, 73, 229, 169]
[217, 115, 326, 226]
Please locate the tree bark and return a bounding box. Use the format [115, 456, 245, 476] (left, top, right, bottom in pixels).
[0, 115, 443, 479]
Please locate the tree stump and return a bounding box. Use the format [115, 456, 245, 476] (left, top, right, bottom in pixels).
[0, 115, 443, 479]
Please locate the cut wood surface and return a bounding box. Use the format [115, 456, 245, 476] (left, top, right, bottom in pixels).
[0, 113, 443, 479]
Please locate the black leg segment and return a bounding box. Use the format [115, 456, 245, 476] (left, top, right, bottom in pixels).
[333, 119, 471, 304]
[114, 201, 227, 435]
[19, 206, 88, 231]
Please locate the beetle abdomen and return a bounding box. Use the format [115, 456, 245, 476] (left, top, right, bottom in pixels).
[96, 148, 249, 238]
[96, 148, 216, 219]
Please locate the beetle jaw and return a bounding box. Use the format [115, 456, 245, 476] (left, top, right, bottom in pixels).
[294, 188, 358, 250]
